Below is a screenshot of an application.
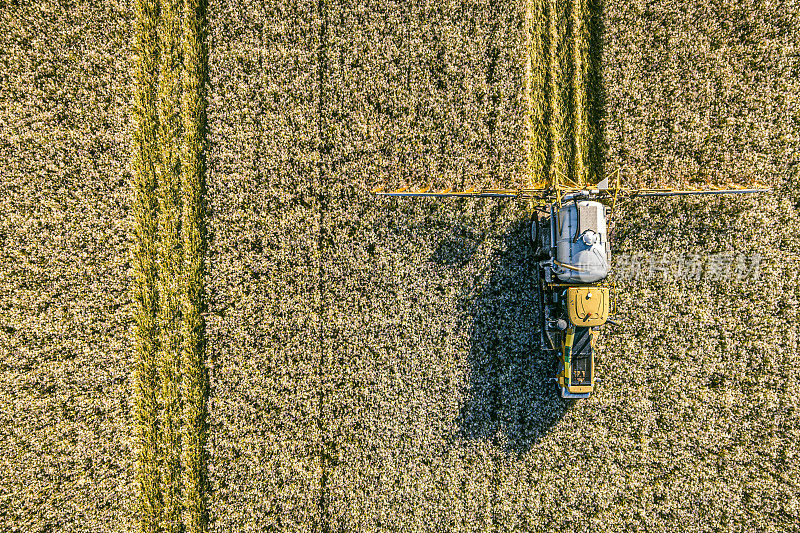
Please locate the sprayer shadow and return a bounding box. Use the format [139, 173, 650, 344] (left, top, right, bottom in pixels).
[441, 218, 571, 455]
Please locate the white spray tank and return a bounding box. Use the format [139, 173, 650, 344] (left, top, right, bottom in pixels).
[551, 198, 610, 283]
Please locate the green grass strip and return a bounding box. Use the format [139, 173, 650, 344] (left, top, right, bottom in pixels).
[546, 0, 565, 185]
[571, 0, 588, 186]
[179, 0, 209, 531]
[131, 0, 163, 531]
[586, 0, 605, 185]
[525, 0, 547, 187]
[156, 0, 184, 530]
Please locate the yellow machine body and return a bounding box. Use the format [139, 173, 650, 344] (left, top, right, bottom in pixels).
[554, 285, 608, 396]
[566, 286, 609, 327]
[557, 326, 598, 395]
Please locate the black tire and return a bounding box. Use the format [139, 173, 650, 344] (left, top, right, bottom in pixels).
[530, 216, 539, 246]
[531, 216, 547, 259]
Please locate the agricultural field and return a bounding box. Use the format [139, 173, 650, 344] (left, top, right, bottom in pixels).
[1, 0, 799, 532]
[0, 2, 134, 531]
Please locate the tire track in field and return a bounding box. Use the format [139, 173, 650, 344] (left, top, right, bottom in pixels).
[179, 0, 210, 531]
[525, 0, 547, 187]
[545, 0, 566, 184]
[131, 0, 164, 530]
[131, 0, 210, 532]
[571, 0, 588, 186]
[155, 0, 185, 530]
[586, 0, 606, 185]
